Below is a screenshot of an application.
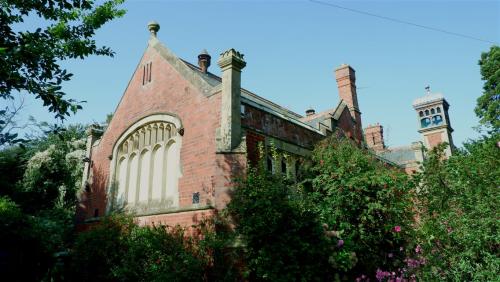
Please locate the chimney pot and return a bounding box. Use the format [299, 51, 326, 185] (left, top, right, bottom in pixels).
[198, 49, 211, 73]
[305, 108, 316, 116]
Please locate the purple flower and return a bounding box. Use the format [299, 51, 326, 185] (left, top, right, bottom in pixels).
[415, 244, 422, 254]
[376, 269, 385, 281]
[337, 239, 344, 248]
[394, 226, 402, 232]
[376, 269, 390, 281]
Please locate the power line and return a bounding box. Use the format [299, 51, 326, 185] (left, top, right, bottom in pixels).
[308, 0, 498, 45]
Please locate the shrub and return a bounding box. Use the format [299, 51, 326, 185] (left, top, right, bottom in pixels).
[304, 135, 415, 279]
[0, 196, 64, 281]
[69, 215, 236, 282]
[227, 166, 334, 281]
[414, 135, 500, 281]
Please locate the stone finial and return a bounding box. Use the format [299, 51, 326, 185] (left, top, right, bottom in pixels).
[147, 21, 160, 37]
[217, 48, 246, 71]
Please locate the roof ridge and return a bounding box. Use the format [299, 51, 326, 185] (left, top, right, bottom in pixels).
[149, 38, 214, 95]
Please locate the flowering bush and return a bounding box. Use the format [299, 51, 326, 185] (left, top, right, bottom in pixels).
[413, 135, 500, 281]
[0, 125, 86, 280]
[20, 126, 86, 212]
[303, 135, 415, 280]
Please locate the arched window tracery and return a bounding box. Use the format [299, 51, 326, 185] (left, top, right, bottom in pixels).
[110, 115, 182, 212]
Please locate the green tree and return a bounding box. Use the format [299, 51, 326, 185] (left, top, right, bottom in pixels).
[68, 214, 237, 282]
[0, 196, 71, 281]
[0, 0, 125, 119]
[475, 45, 500, 132]
[227, 166, 334, 281]
[0, 124, 87, 281]
[18, 124, 86, 213]
[414, 135, 500, 281]
[305, 136, 415, 279]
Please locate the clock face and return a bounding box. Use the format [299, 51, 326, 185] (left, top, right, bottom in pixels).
[432, 115, 443, 125]
[420, 117, 431, 128]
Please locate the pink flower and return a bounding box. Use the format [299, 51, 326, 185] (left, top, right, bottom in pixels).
[337, 239, 344, 248]
[394, 226, 402, 232]
[415, 244, 422, 254]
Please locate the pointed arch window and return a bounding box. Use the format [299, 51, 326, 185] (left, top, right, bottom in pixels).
[110, 114, 182, 213]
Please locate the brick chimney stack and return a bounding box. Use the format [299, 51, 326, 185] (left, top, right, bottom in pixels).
[364, 123, 385, 152]
[335, 64, 362, 142]
[198, 49, 211, 73]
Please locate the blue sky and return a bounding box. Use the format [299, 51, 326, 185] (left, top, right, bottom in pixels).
[9, 0, 500, 147]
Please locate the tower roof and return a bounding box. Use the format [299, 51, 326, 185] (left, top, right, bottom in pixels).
[412, 92, 445, 108]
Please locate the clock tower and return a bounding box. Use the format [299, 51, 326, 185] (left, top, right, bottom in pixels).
[412, 87, 454, 158]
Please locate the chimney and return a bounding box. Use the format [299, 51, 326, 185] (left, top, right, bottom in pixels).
[364, 123, 385, 152]
[198, 49, 211, 73]
[217, 49, 246, 151]
[305, 108, 315, 116]
[335, 64, 363, 142]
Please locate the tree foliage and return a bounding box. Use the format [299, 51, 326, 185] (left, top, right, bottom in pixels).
[476, 45, 500, 132]
[305, 136, 415, 280]
[414, 135, 500, 280]
[15, 125, 87, 212]
[227, 167, 334, 281]
[0, 0, 125, 119]
[68, 214, 240, 282]
[0, 124, 86, 281]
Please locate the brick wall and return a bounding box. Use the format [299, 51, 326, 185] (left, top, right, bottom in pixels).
[246, 130, 265, 167]
[242, 104, 323, 149]
[426, 131, 443, 149]
[77, 46, 223, 224]
[335, 108, 358, 141]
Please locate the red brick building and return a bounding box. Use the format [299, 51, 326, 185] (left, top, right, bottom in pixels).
[77, 22, 364, 228]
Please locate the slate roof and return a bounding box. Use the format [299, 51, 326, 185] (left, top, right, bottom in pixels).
[151, 37, 352, 136]
[378, 146, 417, 165]
[180, 59, 327, 134]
